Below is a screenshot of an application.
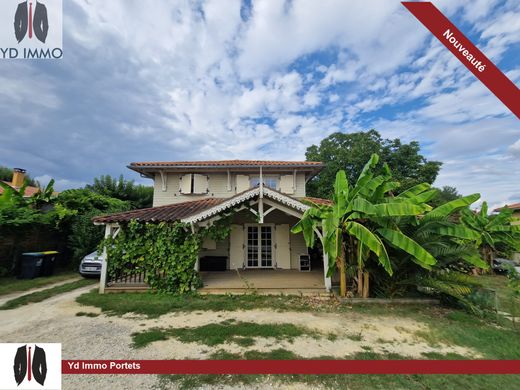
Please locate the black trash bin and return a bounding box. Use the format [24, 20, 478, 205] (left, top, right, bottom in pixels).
[18, 252, 44, 279]
[40, 251, 59, 276]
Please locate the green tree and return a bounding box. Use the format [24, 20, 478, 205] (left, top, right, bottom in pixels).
[430, 186, 461, 208]
[86, 174, 153, 209]
[460, 202, 520, 268]
[293, 154, 437, 297]
[305, 130, 441, 199]
[55, 189, 130, 264]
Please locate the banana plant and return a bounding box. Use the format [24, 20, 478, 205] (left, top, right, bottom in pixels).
[292, 154, 437, 297]
[460, 202, 520, 268]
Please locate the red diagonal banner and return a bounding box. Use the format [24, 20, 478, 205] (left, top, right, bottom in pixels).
[62, 359, 520, 375]
[402, 1, 520, 119]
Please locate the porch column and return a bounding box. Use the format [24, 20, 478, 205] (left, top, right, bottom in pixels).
[323, 253, 332, 291]
[99, 224, 113, 294]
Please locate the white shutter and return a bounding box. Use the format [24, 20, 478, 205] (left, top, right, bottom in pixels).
[179, 174, 192, 194]
[193, 174, 208, 194]
[275, 224, 291, 269]
[229, 225, 244, 269]
[235, 175, 250, 193]
[279, 175, 294, 194]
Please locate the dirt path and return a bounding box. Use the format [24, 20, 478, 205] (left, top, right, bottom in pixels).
[0, 276, 83, 306]
[0, 289, 480, 389]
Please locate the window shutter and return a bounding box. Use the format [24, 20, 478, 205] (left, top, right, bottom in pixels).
[179, 174, 192, 194]
[279, 175, 294, 194]
[193, 174, 209, 194]
[236, 175, 250, 193]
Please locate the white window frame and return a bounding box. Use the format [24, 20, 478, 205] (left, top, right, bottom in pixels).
[244, 223, 275, 268]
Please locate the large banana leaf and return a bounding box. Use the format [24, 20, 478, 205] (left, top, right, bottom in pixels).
[333, 171, 349, 221]
[434, 225, 481, 240]
[344, 221, 392, 275]
[377, 228, 437, 269]
[355, 153, 379, 189]
[397, 183, 431, 198]
[373, 202, 428, 217]
[425, 193, 480, 219]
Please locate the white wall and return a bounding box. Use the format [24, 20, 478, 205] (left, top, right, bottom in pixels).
[153, 172, 308, 206]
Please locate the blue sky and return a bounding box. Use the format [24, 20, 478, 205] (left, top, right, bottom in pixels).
[0, 0, 518, 210]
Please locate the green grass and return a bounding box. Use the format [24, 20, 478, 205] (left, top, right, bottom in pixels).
[132, 320, 319, 348]
[0, 279, 97, 310]
[76, 292, 323, 318]
[0, 271, 79, 296]
[76, 279, 520, 389]
[475, 274, 520, 316]
[160, 350, 520, 389]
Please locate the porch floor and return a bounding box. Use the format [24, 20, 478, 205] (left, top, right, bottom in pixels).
[199, 269, 326, 295]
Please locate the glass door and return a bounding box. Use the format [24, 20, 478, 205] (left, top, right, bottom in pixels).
[246, 225, 273, 268]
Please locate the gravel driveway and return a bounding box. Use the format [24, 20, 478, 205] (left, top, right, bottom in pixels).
[0, 286, 480, 389]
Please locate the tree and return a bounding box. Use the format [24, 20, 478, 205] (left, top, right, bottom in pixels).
[460, 203, 520, 269]
[55, 189, 130, 264]
[292, 154, 437, 297]
[430, 186, 461, 208]
[86, 174, 153, 209]
[305, 130, 442, 199]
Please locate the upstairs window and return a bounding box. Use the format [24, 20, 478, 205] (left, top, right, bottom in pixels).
[250, 176, 278, 190]
[180, 174, 209, 194]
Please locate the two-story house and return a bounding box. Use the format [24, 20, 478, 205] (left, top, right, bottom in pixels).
[93, 160, 332, 292]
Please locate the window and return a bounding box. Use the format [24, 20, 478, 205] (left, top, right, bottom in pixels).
[249, 176, 278, 190]
[179, 174, 208, 194]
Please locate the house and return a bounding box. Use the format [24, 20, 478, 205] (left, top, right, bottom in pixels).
[494, 202, 520, 224]
[93, 160, 333, 293]
[0, 168, 43, 197]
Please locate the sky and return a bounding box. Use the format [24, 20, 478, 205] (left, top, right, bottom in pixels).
[0, 0, 518, 210]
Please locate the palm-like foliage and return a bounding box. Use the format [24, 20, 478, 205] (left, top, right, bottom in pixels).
[461, 202, 520, 267]
[292, 154, 437, 296]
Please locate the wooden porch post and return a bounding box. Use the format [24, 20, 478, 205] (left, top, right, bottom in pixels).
[99, 224, 113, 294]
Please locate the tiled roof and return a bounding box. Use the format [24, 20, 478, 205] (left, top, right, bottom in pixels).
[494, 202, 520, 212]
[129, 160, 323, 168]
[0, 181, 42, 197]
[92, 198, 225, 223]
[302, 197, 333, 206]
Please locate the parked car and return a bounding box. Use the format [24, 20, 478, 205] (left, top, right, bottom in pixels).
[492, 258, 520, 274]
[79, 251, 103, 277]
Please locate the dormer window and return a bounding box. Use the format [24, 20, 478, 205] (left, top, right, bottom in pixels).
[250, 176, 278, 190]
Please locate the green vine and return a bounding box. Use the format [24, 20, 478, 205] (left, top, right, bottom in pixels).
[102, 218, 232, 294]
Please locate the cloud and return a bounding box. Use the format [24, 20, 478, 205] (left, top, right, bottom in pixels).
[0, 0, 518, 209]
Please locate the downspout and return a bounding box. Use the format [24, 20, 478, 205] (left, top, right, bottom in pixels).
[259, 166, 264, 223]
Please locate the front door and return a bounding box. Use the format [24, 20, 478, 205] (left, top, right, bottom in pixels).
[246, 225, 273, 268]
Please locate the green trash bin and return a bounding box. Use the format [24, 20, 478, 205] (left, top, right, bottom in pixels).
[41, 251, 59, 276]
[18, 252, 44, 279]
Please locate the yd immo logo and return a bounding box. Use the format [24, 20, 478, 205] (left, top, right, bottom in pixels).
[14, 1, 49, 44]
[13, 345, 47, 386]
[0, 0, 62, 59]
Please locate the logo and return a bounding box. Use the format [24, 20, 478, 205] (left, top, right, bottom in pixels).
[0, 1, 62, 59]
[14, 1, 49, 44]
[0, 343, 61, 390]
[14, 345, 47, 386]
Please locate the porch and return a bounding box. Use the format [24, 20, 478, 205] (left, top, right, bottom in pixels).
[199, 269, 327, 295]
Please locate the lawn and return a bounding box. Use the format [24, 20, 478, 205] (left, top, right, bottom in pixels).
[0, 270, 80, 296]
[76, 277, 520, 389]
[0, 278, 97, 310]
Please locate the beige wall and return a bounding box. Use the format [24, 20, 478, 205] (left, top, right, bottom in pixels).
[201, 208, 308, 270]
[153, 172, 308, 206]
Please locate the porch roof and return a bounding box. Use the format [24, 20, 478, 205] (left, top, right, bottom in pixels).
[93, 187, 330, 224]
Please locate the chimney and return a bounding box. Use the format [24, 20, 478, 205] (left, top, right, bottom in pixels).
[11, 168, 26, 188]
